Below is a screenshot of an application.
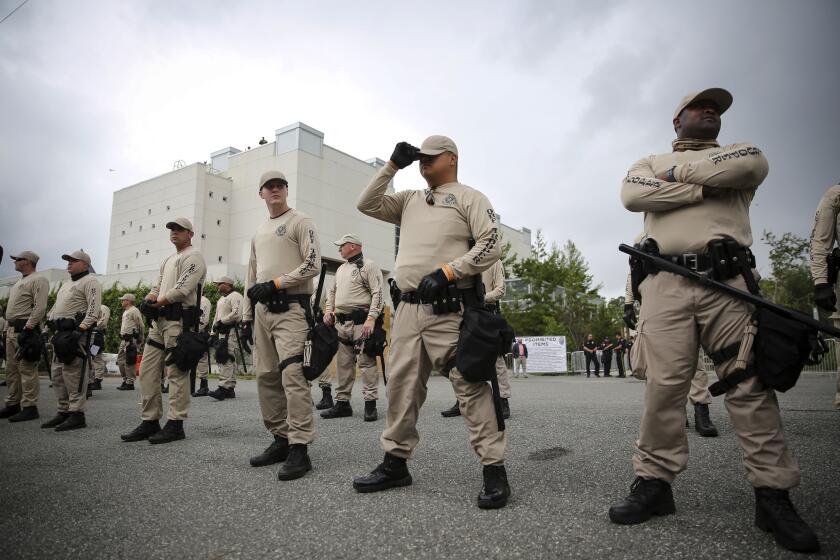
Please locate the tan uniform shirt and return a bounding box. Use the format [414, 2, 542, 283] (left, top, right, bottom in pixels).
[96, 304, 110, 331]
[244, 209, 322, 320]
[49, 273, 102, 329]
[481, 260, 506, 305]
[199, 296, 212, 331]
[120, 306, 145, 338]
[621, 143, 769, 254]
[809, 183, 840, 285]
[4, 272, 50, 329]
[357, 163, 501, 290]
[215, 291, 244, 327]
[150, 246, 207, 308]
[326, 257, 385, 319]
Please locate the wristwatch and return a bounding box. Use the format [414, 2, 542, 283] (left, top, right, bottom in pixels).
[665, 166, 677, 182]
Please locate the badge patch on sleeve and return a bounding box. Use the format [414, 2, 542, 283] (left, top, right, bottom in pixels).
[275, 225, 287, 237]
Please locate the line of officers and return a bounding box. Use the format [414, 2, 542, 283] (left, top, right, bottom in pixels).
[1, 87, 838, 553]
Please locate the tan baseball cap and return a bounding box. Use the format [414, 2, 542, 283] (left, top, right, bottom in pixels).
[119, 293, 136, 302]
[673, 88, 733, 120]
[333, 234, 362, 246]
[214, 276, 235, 285]
[259, 170, 288, 190]
[418, 135, 458, 156]
[166, 218, 194, 232]
[10, 250, 39, 264]
[62, 249, 95, 273]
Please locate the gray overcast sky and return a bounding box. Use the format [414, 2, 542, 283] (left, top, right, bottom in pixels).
[1, 0, 838, 296]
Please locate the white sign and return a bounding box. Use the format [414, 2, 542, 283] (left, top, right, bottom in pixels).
[520, 336, 567, 373]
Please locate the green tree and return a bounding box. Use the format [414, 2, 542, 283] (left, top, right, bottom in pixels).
[758, 230, 813, 313]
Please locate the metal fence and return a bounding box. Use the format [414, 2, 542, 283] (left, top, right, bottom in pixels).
[566, 339, 839, 375]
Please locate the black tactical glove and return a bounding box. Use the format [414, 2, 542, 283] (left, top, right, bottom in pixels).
[138, 299, 159, 321]
[417, 269, 450, 302]
[623, 304, 637, 330]
[247, 280, 277, 303]
[390, 142, 420, 169]
[241, 321, 254, 347]
[814, 283, 837, 312]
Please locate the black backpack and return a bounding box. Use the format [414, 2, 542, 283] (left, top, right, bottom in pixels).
[455, 306, 515, 383]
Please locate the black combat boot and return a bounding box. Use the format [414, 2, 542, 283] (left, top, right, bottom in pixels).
[41, 412, 70, 429]
[353, 453, 412, 493]
[477, 464, 511, 509]
[250, 435, 289, 467]
[321, 400, 352, 419]
[441, 401, 461, 417]
[754, 487, 820, 553]
[191, 378, 209, 397]
[693, 403, 719, 437]
[9, 406, 39, 423]
[608, 477, 676, 524]
[124, 383, 135, 390]
[116, 382, 128, 390]
[277, 444, 312, 481]
[121, 420, 161, 442]
[91, 379, 102, 391]
[364, 400, 378, 422]
[54, 411, 87, 432]
[86, 386, 93, 399]
[224, 387, 236, 399]
[208, 386, 228, 400]
[315, 387, 334, 410]
[148, 420, 185, 444]
[501, 398, 510, 420]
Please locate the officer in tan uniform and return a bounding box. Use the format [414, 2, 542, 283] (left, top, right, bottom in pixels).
[116, 293, 144, 390]
[191, 295, 212, 396]
[441, 259, 512, 419]
[90, 304, 110, 390]
[244, 170, 322, 480]
[0, 251, 49, 422]
[321, 234, 385, 422]
[208, 276, 243, 400]
[120, 218, 207, 444]
[611, 88, 819, 553]
[808, 182, 840, 409]
[41, 250, 101, 431]
[353, 135, 510, 509]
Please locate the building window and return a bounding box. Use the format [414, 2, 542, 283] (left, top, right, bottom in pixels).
[217, 256, 222, 263]
[139, 225, 143, 231]
[121, 230, 125, 236]
[124, 264, 128, 269]
[217, 219, 221, 226]
[135, 252, 139, 258]
[166, 205, 170, 211]
[117, 264, 120, 270]
[222, 196, 228, 202]
[209, 191, 214, 198]
[148, 209, 152, 215]
[201, 233, 206, 239]
[152, 223, 155, 229]
[145, 249, 150, 254]
[129, 220, 133, 227]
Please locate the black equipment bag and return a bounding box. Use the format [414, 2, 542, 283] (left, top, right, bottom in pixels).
[455, 306, 515, 383]
[164, 285, 210, 372]
[301, 265, 338, 381]
[214, 335, 233, 364]
[709, 308, 825, 396]
[17, 328, 43, 363]
[362, 314, 387, 358]
[53, 330, 83, 365]
[125, 342, 138, 365]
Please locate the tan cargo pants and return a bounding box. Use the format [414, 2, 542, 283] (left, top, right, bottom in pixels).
[116, 340, 140, 385]
[514, 356, 527, 376]
[51, 335, 89, 413]
[496, 356, 511, 399]
[195, 351, 209, 380]
[4, 328, 40, 408]
[216, 333, 237, 388]
[317, 369, 332, 389]
[834, 320, 840, 409]
[334, 320, 378, 402]
[688, 365, 712, 405]
[382, 303, 507, 466]
[139, 318, 190, 421]
[632, 271, 799, 489]
[92, 352, 107, 381]
[254, 302, 314, 445]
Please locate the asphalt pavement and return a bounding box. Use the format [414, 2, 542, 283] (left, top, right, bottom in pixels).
[0, 373, 838, 559]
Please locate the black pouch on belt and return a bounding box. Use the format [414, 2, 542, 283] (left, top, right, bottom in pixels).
[17, 328, 43, 363]
[266, 290, 290, 314]
[53, 330, 83, 365]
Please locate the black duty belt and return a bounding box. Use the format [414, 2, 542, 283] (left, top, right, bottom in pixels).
[659, 248, 755, 280]
[9, 318, 31, 332]
[400, 289, 483, 308]
[336, 309, 369, 324]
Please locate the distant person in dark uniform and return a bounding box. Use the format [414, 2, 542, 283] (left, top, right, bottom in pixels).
[614, 334, 627, 378]
[599, 337, 614, 377]
[582, 334, 599, 378]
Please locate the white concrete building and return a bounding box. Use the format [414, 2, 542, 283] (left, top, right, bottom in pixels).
[0, 123, 531, 300]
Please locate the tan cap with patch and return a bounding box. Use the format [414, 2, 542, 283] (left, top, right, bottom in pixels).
[166, 218, 194, 232]
[673, 88, 733, 120]
[10, 250, 39, 264]
[333, 234, 362, 246]
[418, 135, 458, 156]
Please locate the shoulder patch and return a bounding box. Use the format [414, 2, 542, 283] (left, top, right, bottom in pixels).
[275, 224, 287, 237]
